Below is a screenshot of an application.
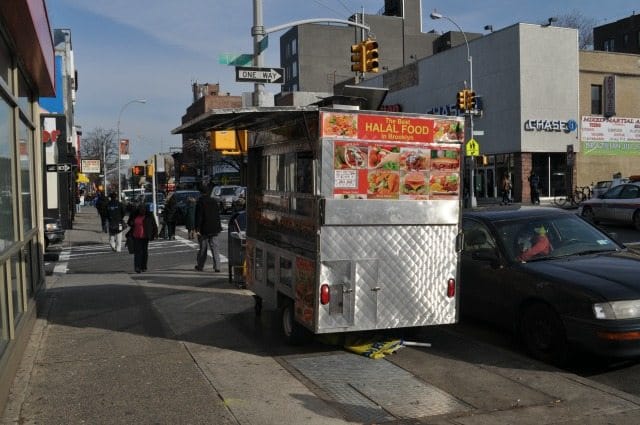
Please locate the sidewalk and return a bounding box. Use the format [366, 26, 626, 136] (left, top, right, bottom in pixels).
[2, 207, 640, 424]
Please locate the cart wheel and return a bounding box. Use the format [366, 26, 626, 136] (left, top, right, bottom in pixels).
[280, 299, 309, 345]
[253, 295, 262, 316]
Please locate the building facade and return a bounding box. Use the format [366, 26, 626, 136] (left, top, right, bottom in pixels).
[594, 13, 640, 54]
[176, 83, 243, 185]
[0, 0, 55, 412]
[40, 28, 79, 229]
[578, 50, 640, 186]
[279, 0, 444, 93]
[364, 23, 580, 203]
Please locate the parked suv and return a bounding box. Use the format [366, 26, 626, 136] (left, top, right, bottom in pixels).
[211, 185, 243, 214]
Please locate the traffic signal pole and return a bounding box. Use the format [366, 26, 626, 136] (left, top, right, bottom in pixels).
[252, 0, 266, 107]
[252, 0, 371, 104]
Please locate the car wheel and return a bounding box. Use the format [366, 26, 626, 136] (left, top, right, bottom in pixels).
[634, 210, 640, 231]
[280, 298, 309, 345]
[581, 206, 598, 224]
[519, 302, 569, 365]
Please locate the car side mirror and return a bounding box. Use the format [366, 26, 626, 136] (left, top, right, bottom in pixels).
[471, 248, 500, 266]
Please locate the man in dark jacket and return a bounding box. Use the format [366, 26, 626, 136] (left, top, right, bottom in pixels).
[194, 186, 223, 272]
[95, 191, 109, 233]
[106, 192, 126, 252]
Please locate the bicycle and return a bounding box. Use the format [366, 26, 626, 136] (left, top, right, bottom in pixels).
[553, 187, 589, 208]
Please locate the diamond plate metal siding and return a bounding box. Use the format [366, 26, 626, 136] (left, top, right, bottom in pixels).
[286, 353, 470, 422]
[318, 225, 458, 332]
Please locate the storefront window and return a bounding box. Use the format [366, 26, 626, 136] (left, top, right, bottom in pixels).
[591, 85, 602, 115]
[533, 153, 568, 197]
[0, 262, 7, 355]
[10, 254, 24, 323]
[0, 101, 15, 252]
[17, 70, 32, 120]
[18, 120, 33, 232]
[0, 35, 11, 88]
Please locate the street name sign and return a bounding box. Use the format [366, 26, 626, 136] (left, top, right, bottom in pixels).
[235, 66, 284, 84]
[218, 53, 253, 66]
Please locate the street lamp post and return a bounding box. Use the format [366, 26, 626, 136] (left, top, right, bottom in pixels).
[430, 11, 477, 208]
[116, 99, 146, 201]
[102, 141, 107, 194]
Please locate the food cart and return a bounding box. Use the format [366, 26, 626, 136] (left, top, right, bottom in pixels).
[172, 95, 465, 344]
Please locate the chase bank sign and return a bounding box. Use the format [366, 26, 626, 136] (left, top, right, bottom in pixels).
[524, 119, 577, 133]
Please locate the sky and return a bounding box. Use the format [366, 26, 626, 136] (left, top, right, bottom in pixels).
[46, 0, 639, 163]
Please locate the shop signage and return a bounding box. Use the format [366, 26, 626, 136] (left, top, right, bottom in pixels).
[42, 129, 61, 143]
[581, 115, 640, 156]
[524, 119, 577, 133]
[81, 159, 101, 174]
[604, 75, 616, 118]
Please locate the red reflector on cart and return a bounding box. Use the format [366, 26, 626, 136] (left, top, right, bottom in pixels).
[320, 284, 330, 305]
[447, 278, 455, 298]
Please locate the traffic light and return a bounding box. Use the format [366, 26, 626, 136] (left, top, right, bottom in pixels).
[146, 163, 154, 177]
[363, 38, 379, 73]
[456, 90, 467, 111]
[469, 90, 477, 110]
[350, 42, 365, 72]
[132, 165, 144, 177]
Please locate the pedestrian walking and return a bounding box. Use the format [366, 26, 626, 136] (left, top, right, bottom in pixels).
[95, 191, 109, 233]
[126, 203, 158, 273]
[194, 186, 222, 272]
[529, 171, 540, 205]
[185, 196, 197, 239]
[106, 192, 126, 252]
[500, 173, 512, 205]
[162, 193, 178, 240]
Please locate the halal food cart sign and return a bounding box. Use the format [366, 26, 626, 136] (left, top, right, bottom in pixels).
[321, 112, 463, 201]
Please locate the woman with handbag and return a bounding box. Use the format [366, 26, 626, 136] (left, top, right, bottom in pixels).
[126, 203, 158, 273]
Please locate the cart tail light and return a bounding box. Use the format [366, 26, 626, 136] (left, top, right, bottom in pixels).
[320, 284, 330, 305]
[447, 278, 456, 298]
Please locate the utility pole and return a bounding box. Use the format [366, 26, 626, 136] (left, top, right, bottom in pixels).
[252, 0, 266, 106]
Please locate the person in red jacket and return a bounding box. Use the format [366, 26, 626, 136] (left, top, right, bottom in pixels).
[126, 203, 158, 273]
[517, 225, 552, 262]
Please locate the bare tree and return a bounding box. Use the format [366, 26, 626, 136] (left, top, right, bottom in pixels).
[80, 127, 117, 191]
[550, 9, 598, 50]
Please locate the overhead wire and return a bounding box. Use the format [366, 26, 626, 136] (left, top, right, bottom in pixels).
[311, 0, 350, 18]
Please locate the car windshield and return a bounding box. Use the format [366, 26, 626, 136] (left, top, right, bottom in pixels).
[493, 214, 621, 262]
[143, 193, 165, 203]
[219, 187, 238, 196]
[174, 191, 200, 203]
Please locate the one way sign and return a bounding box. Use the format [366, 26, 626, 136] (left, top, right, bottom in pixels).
[235, 66, 284, 84]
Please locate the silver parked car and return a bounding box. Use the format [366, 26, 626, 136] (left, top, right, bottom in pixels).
[211, 185, 243, 214]
[580, 179, 640, 230]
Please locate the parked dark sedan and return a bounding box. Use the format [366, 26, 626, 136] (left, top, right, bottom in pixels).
[44, 217, 65, 249]
[462, 207, 640, 365]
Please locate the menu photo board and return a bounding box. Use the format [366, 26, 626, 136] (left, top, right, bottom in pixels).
[322, 111, 463, 201]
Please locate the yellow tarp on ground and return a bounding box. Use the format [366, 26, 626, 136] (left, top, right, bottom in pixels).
[344, 338, 403, 359]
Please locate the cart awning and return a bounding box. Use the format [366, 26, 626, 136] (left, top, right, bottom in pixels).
[171, 106, 319, 135]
